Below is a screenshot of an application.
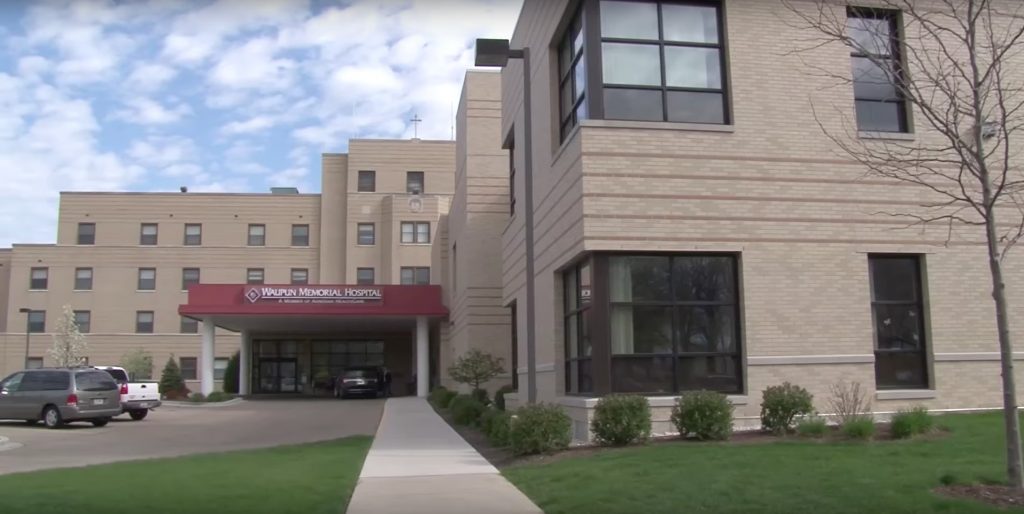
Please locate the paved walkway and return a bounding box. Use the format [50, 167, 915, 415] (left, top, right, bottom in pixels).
[347, 397, 542, 514]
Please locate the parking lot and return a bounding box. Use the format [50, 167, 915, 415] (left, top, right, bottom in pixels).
[0, 398, 384, 475]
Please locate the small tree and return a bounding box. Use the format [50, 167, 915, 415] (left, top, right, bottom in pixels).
[448, 349, 505, 392]
[159, 356, 187, 398]
[48, 305, 88, 367]
[222, 351, 240, 394]
[120, 349, 154, 380]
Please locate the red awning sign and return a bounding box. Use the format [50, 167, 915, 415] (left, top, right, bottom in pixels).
[245, 286, 383, 305]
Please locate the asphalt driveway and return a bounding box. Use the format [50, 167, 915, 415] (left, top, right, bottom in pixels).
[0, 398, 384, 475]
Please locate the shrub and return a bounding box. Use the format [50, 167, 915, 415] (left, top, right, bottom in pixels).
[448, 349, 505, 391]
[591, 394, 651, 446]
[480, 408, 513, 447]
[827, 381, 872, 425]
[158, 356, 188, 398]
[671, 390, 734, 441]
[471, 387, 491, 406]
[509, 403, 572, 456]
[796, 415, 828, 438]
[760, 382, 814, 434]
[205, 391, 233, 402]
[120, 349, 154, 380]
[450, 394, 487, 426]
[842, 415, 876, 440]
[222, 352, 240, 394]
[188, 392, 206, 402]
[494, 385, 515, 411]
[890, 406, 934, 439]
[429, 386, 457, 408]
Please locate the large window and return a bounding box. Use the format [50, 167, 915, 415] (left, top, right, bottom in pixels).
[136, 311, 154, 333]
[74, 310, 91, 333]
[400, 267, 430, 285]
[30, 267, 48, 290]
[77, 223, 95, 245]
[558, 7, 587, 139]
[401, 222, 430, 244]
[599, 1, 727, 124]
[869, 255, 928, 389]
[564, 261, 593, 394]
[848, 9, 908, 133]
[140, 223, 158, 245]
[137, 268, 156, 290]
[563, 253, 742, 395]
[74, 268, 93, 291]
[358, 170, 376, 192]
[248, 224, 266, 246]
[291, 224, 309, 246]
[406, 171, 424, 194]
[357, 223, 375, 245]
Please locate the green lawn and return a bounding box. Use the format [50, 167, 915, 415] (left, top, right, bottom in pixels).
[0, 436, 372, 514]
[503, 413, 1024, 514]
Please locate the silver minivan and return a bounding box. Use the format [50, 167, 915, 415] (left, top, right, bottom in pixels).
[0, 368, 122, 428]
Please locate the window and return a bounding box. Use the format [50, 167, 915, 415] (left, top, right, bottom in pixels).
[291, 224, 310, 246]
[182, 268, 200, 290]
[27, 310, 45, 333]
[26, 357, 43, 370]
[358, 170, 376, 192]
[248, 224, 266, 246]
[30, 267, 48, 290]
[400, 267, 430, 285]
[357, 223, 375, 245]
[357, 267, 375, 285]
[135, 311, 154, 334]
[140, 223, 158, 245]
[73, 311, 91, 333]
[137, 268, 156, 290]
[180, 357, 198, 380]
[21, 370, 71, 391]
[869, 255, 928, 389]
[508, 132, 517, 216]
[184, 224, 202, 245]
[848, 9, 908, 132]
[247, 268, 265, 285]
[400, 221, 430, 244]
[597, 0, 728, 124]
[214, 358, 229, 380]
[180, 316, 198, 334]
[557, 6, 587, 139]
[510, 302, 519, 390]
[291, 268, 309, 285]
[74, 267, 93, 290]
[564, 261, 593, 394]
[77, 222, 95, 245]
[406, 171, 424, 194]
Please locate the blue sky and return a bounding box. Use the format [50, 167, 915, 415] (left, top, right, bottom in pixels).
[0, 0, 521, 247]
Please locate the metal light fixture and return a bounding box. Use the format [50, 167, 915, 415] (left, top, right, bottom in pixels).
[475, 38, 538, 405]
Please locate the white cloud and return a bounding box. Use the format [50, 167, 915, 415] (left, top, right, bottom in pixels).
[126, 63, 178, 92]
[127, 135, 197, 167]
[220, 116, 276, 135]
[113, 97, 192, 125]
[209, 37, 297, 92]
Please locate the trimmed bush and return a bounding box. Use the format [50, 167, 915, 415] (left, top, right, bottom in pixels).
[188, 392, 206, 402]
[429, 386, 457, 408]
[796, 415, 828, 438]
[842, 415, 876, 440]
[891, 406, 934, 439]
[471, 387, 491, 406]
[509, 403, 572, 456]
[760, 382, 814, 434]
[450, 394, 487, 426]
[671, 390, 734, 441]
[591, 394, 651, 446]
[494, 385, 515, 411]
[205, 391, 233, 402]
[480, 408, 513, 447]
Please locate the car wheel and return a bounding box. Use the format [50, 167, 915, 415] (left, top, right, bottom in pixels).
[42, 406, 63, 429]
[91, 418, 110, 427]
[128, 409, 148, 421]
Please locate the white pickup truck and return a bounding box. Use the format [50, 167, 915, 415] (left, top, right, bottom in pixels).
[95, 366, 162, 421]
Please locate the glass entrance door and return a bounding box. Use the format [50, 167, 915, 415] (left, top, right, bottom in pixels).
[257, 358, 299, 393]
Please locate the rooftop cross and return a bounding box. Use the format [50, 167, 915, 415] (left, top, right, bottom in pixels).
[410, 113, 422, 138]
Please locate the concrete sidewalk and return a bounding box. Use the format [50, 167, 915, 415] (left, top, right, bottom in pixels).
[346, 397, 542, 514]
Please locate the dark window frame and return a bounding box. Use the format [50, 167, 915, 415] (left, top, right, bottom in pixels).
[358, 170, 376, 192]
[29, 267, 48, 290]
[510, 302, 519, 389]
[247, 224, 266, 246]
[74, 267, 93, 291]
[77, 222, 96, 245]
[291, 224, 310, 246]
[180, 357, 198, 380]
[73, 310, 91, 333]
[214, 357, 230, 381]
[140, 223, 158, 245]
[848, 7, 909, 133]
[400, 221, 431, 244]
[564, 259, 594, 394]
[137, 268, 156, 291]
[406, 171, 425, 194]
[290, 268, 309, 285]
[182, 268, 200, 290]
[27, 310, 45, 333]
[557, 5, 588, 140]
[180, 316, 199, 334]
[869, 254, 929, 389]
[246, 268, 265, 285]
[135, 311, 155, 334]
[184, 224, 202, 246]
[356, 267, 375, 285]
[357, 223, 376, 246]
[400, 267, 430, 285]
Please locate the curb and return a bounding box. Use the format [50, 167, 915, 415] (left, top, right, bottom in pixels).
[160, 398, 246, 408]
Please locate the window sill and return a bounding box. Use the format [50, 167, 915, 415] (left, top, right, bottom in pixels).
[876, 389, 936, 401]
[858, 131, 915, 141]
[72, 289, 92, 293]
[400, 243, 432, 246]
[581, 119, 735, 134]
[28, 289, 47, 292]
[356, 244, 376, 247]
[136, 290, 156, 293]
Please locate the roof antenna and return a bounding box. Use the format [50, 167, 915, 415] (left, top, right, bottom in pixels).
[410, 113, 422, 139]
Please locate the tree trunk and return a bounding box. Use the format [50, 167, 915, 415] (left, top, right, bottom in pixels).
[986, 212, 1024, 489]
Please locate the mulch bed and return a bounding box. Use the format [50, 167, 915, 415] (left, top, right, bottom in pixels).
[936, 484, 1024, 509]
